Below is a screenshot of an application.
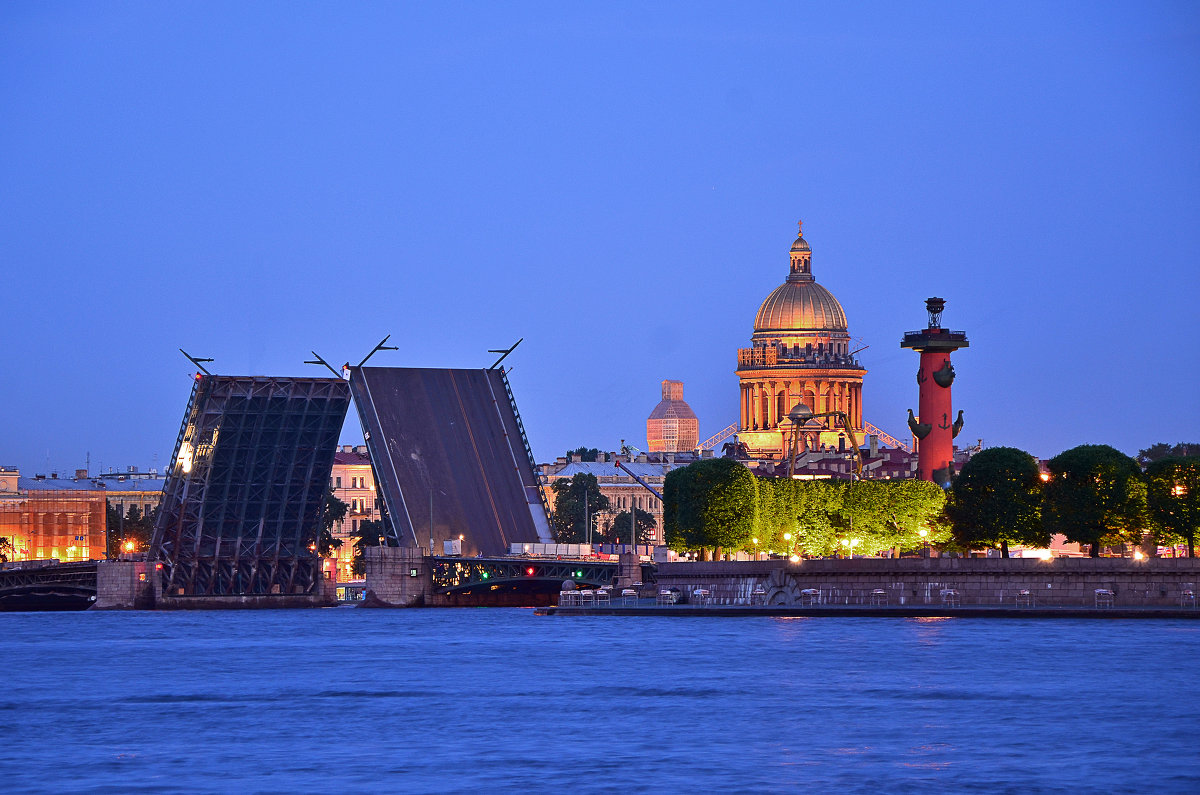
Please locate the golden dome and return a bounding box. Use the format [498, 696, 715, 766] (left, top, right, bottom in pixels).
[754, 280, 847, 332]
[753, 221, 847, 333]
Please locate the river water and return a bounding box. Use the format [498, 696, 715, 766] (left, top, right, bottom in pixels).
[1, 609, 1197, 793]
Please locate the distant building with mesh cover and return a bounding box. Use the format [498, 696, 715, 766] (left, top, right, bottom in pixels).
[646, 380, 699, 453]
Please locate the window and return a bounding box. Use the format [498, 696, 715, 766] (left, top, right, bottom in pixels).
[335, 476, 342, 488]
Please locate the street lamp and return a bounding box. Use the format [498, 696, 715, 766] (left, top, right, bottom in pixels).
[752, 537, 759, 560]
[786, 403, 864, 480]
[918, 528, 929, 558]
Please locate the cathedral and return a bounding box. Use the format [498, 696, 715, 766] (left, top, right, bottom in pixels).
[736, 222, 866, 458]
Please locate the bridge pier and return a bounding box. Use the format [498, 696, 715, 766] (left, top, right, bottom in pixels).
[94, 560, 159, 610]
[362, 546, 431, 607]
[617, 553, 642, 588]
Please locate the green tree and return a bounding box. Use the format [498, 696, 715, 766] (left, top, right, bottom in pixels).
[566, 447, 601, 462]
[1137, 443, 1199, 468]
[663, 458, 757, 556]
[351, 519, 387, 577]
[1145, 456, 1200, 557]
[551, 473, 610, 543]
[946, 447, 1048, 557]
[605, 508, 656, 545]
[319, 488, 348, 557]
[1043, 444, 1147, 557]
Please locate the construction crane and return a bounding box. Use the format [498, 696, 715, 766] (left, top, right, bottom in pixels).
[863, 421, 912, 453]
[615, 441, 663, 501]
[698, 423, 738, 451]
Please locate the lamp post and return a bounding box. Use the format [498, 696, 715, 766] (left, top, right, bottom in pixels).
[918, 528, 929, 558]
[787, 403, 864, 480]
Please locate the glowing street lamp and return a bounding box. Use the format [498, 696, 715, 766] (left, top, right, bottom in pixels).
[918, 527, 930, 558]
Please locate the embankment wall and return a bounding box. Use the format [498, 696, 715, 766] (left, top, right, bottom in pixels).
[655, 557, 1200, 607]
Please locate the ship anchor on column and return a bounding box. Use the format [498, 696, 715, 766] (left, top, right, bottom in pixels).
[901, 297, 969, 487]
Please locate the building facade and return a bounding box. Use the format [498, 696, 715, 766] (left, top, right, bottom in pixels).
[329, 445, 381, 581]
[0, 469, 107, 562]
[736, 222, 866, 458]
[646, 380, 700, 453]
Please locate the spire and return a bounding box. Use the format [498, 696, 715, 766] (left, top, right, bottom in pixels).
[788, 220, 813, 282]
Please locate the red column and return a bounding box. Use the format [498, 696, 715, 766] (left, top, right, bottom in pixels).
[917, 351, 955, 483]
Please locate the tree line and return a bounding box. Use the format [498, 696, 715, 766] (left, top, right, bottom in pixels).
[662, 458, 949, 558]
[658, 442, 1199, 559]
[950, 443, 1199, 558]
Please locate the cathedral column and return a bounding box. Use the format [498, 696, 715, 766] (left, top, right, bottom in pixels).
[767, 381, 776, 428]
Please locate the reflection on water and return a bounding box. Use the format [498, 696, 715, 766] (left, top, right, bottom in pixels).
[0, 611, 1198, 792]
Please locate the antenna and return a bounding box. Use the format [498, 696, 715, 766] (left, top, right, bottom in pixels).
[358, 334, 398, 368]
[303, 351, 342, 378]
[488, 338, 523, 370]
[179, 348, 214, 375]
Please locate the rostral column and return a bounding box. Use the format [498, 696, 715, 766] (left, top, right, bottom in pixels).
[901, 297, 968, 486]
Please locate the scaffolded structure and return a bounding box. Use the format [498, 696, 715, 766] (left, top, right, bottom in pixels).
[149, 375, 350, 596]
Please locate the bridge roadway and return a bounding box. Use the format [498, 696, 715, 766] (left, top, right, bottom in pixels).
[0, 561, 98, 610]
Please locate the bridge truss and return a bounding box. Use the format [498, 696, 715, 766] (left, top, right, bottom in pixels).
[429, 557, 618, 593]
[149, 375, 350, 597]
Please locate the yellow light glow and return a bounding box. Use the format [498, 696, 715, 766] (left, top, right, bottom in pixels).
[1037, 549, 1052, 560]
[1133, 550, 1145, 561]
[789, 554, 800, 563]
[783, 533, 792, 541]
[1040, 473, 1050, 482]
[178, 442, 194, 475]
[123, 541, 135, 552]
[918, 528, 929, 538]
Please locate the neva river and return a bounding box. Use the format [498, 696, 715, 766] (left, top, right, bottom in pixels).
[1, 610, 1198, 793]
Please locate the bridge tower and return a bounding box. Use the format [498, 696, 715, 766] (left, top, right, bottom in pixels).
[901, 297, 969, 486]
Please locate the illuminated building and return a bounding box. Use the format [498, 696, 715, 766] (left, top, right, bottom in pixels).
[646, 380, 699, 453]
[0, 469, 106, 562]
[329, 445, 380, 581]
[540, 452, 691, 544]
[737, 222, 865, 458]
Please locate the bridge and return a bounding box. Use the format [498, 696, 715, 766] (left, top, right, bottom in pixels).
[429, 556, 621, 594]
[0, 561, 97, 610]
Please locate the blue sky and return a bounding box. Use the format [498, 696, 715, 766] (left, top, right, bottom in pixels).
[2, 1, 1197, 474]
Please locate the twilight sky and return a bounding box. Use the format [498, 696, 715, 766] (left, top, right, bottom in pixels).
[2, 1, 1197, 475]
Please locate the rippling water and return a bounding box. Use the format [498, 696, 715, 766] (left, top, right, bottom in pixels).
[1, 609, 1197, 793]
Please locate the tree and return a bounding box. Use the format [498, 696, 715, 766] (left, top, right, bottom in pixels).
[551, 473, 610, 543]
[351, 519, 387, 577]
[605, 508, 656, 545]
[1043, 444, 1147, 557]
[663, 458, 757, 556]
[566, 447, 601, 462]
[946, 447, 1048, 557]
[1145, 456, 1200, 557]
[106, 502, 155, 558]
[0, 536, 11, 563]
[320, 488, 348, 557]
[1137, 443, 1199, 468]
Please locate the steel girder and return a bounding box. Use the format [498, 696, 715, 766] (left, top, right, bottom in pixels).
[149, 375, 350, 596]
